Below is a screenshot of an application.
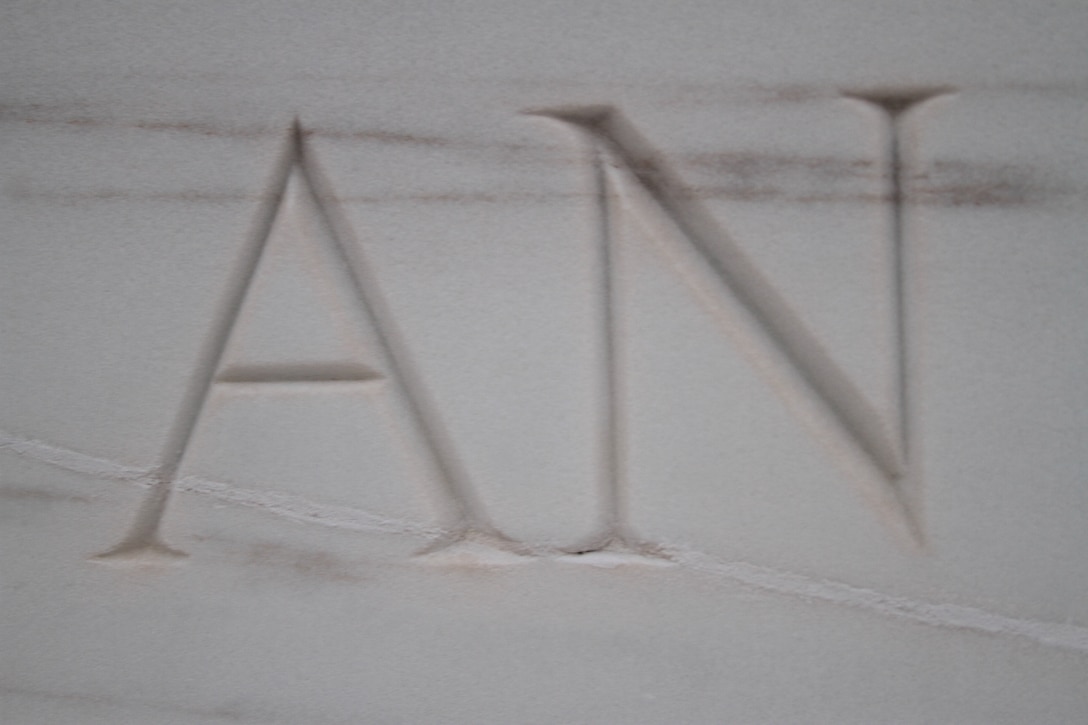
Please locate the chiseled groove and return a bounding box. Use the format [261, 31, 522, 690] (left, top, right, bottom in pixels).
[294, 129, 504, 543]
[843, 89, 952, 458]
[888, 111, 913, 463]
[3, 427, 1087, 656]
[93, 121, 303, 559]
[533, 106, 905, 473]
[156, 124, 302, 484]
[594, 148, 626, 541]
[842, 90, 954, 536]
[215, 362, 382, 384]
[571, 149, 662, 557]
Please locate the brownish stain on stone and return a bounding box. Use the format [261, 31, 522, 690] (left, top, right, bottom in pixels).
[0, 485, 93, 504]
[683, 150, 875, 182]
[239, 539, 366, 584]
[679, 151, 1058, 208]
[2, 101, 1065, 209]
[0, 685, 275, 723]
[916, 160, 1045, 208]
[129, 119, 265, 138]
[308, 127, 451, 147]
[5, 186, 257, 204]
[0, 105, 269, 139]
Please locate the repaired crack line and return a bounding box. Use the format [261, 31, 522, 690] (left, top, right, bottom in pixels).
[2, 427, 1087, 656]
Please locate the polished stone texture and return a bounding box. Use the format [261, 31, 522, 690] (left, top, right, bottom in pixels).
[3, 2, 1088, 722]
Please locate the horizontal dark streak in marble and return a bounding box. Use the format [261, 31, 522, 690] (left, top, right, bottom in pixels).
[0, 107, 561, 156]
[1, 108, 1061, 209]
[8, 71, 1087, 97]
[2, 113, 1060, 204]
[0, 109, 267, 139]
[5, 188, 257, 204]
[0, 485, 93, 503]
[6, 184, 1063, 208]
[0, 684, 284, 724]
[686, 151, 874, 178]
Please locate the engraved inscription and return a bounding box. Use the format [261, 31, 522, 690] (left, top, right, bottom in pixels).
[94, 95, 951, 562]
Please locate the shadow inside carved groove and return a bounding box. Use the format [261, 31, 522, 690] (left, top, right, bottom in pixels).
[841, 87, 956, 116]
[215, 362, 382, 384]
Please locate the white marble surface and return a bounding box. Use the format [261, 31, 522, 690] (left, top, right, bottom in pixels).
[3, 2, 1088, 722]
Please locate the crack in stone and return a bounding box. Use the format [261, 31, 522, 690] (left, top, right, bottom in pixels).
[2, 428, 1087, 656]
